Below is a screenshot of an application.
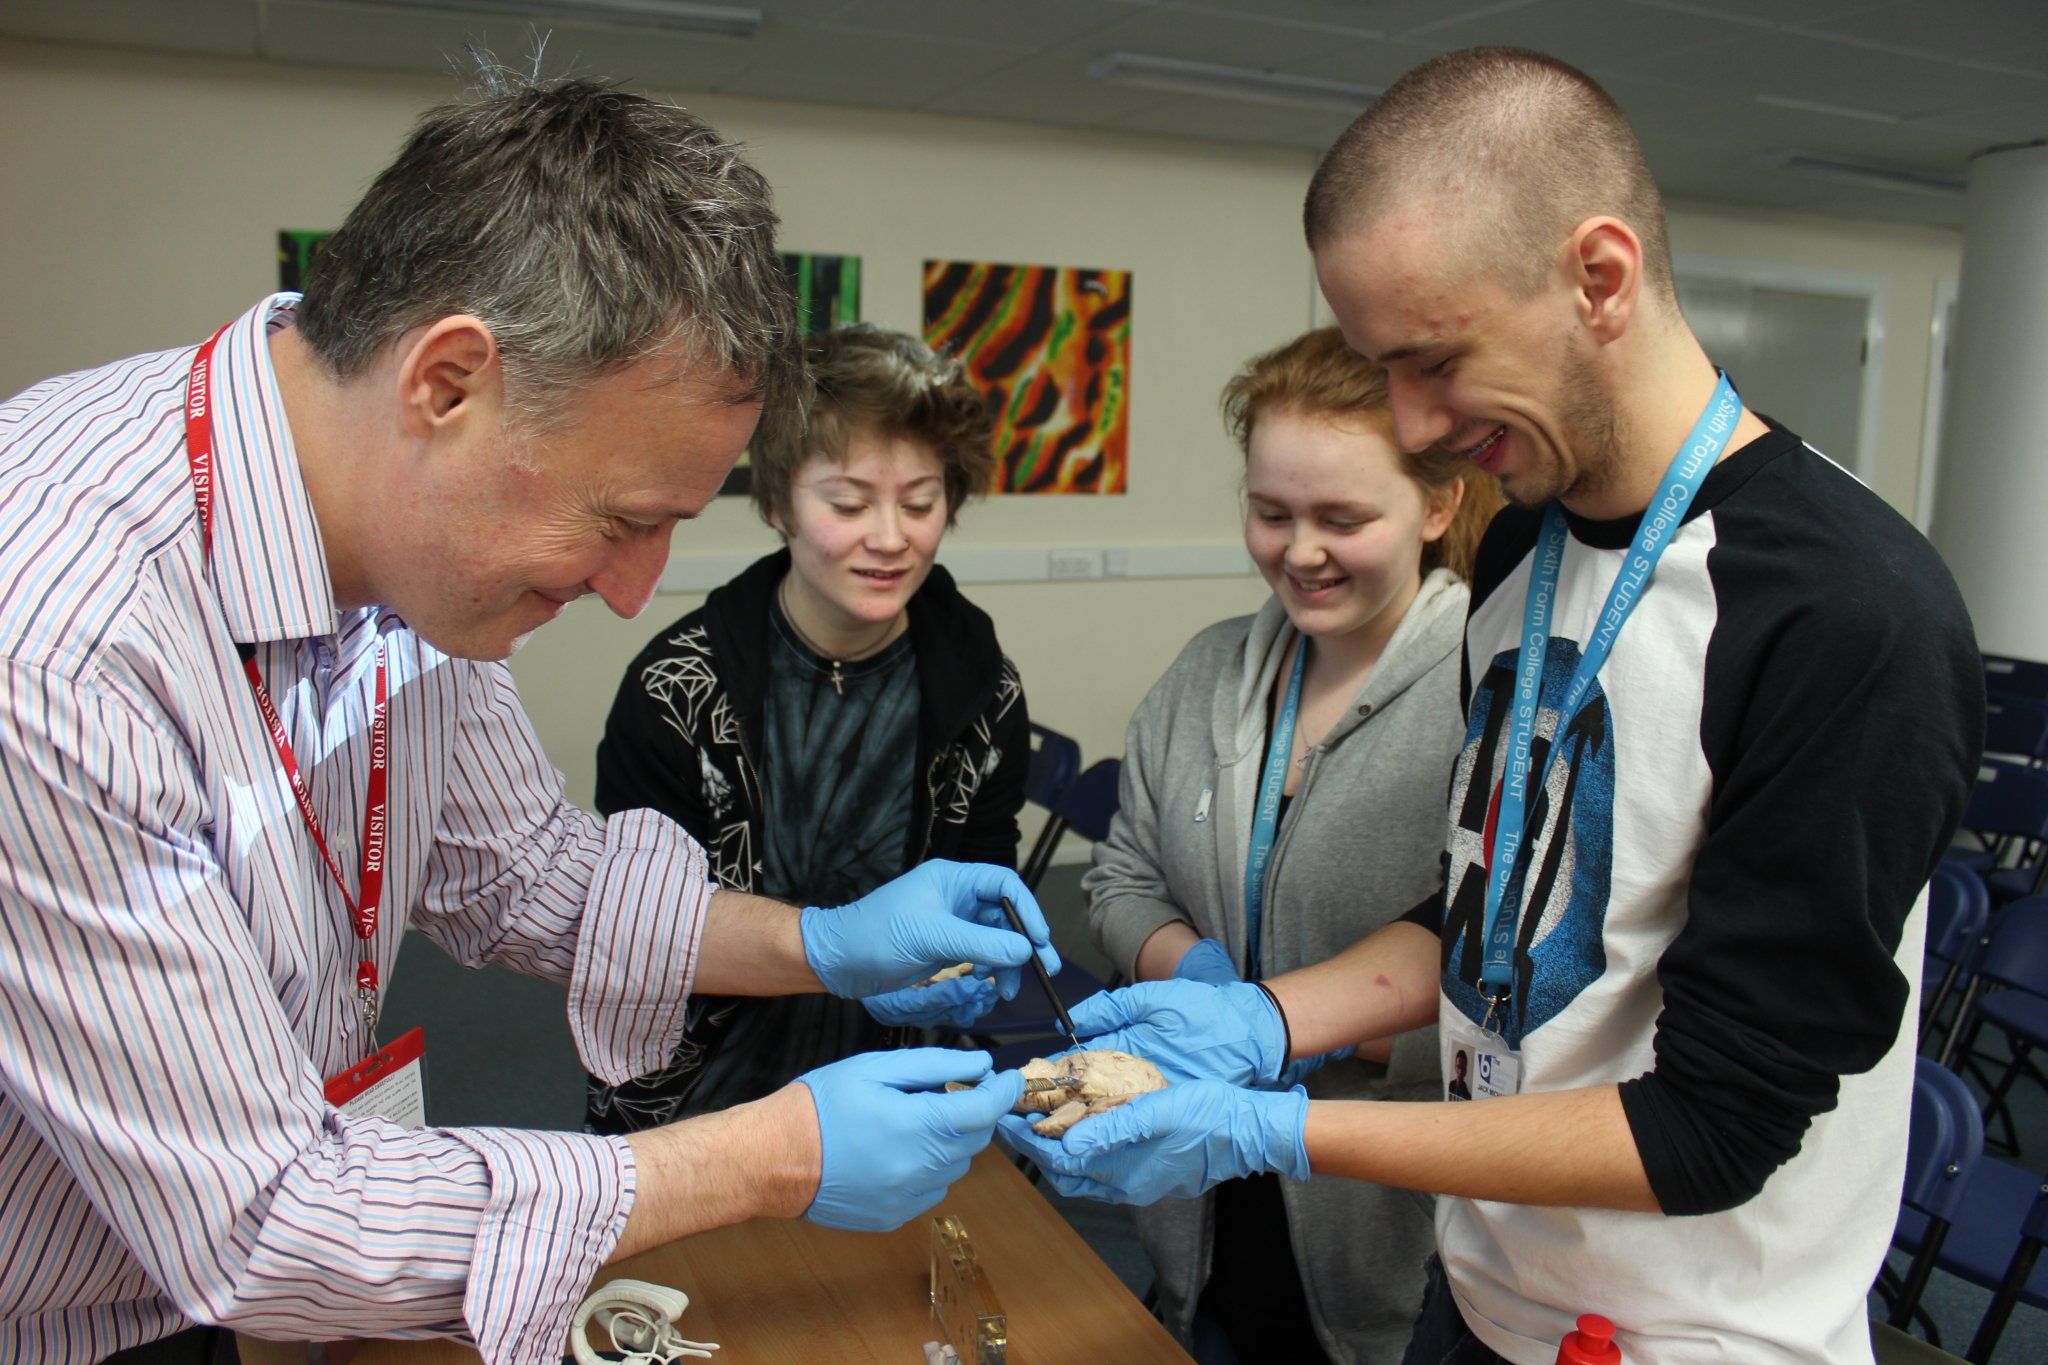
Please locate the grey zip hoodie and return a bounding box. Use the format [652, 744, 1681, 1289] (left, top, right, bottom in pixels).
[1085, 568, 1469, 1363]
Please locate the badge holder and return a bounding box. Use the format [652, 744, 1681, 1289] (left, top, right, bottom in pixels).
[1442, 996, 1523, 1102]
[324, 1025, 427, 1127]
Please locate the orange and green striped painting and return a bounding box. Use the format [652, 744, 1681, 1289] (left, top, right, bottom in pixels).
[923, 260, 1131, 495]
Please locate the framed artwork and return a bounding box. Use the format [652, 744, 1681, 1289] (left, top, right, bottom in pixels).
[722, 251, 865, 495]
[923, 259, 1131, 495]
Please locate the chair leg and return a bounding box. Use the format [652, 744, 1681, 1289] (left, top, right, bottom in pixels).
[1888, 1224, 1950, 1331]
[1938, 980, 1987, 1068]
[1967, 1235, 2043, 1362]
[1980, 1041, 2030, 1157]
[1920, 962, 1963, 1050]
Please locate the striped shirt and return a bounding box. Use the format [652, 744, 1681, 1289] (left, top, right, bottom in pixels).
[0, 296, 714, 1363]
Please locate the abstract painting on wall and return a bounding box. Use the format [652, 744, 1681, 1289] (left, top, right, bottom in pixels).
[278, 231, 332, 292]
[922, 260, 1131, 495]
[720, 251, 864, 495]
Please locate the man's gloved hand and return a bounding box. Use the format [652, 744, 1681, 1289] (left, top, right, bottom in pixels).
[1063, 979, 1287, 1088]
[862, 971, 1000, 1029]
[1162, 947, 1344, 1087]
[998, 1078, 1309, 1205]
[797, 1048, 1024, 1232]
[800, 860, 1060, 1001]
[1170, 937, 1241, 986]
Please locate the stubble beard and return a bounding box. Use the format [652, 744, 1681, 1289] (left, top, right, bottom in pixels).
[1546, 344, 1625, 513]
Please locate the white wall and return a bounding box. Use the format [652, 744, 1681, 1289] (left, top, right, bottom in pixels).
[0, 38, 1963, 842]
[1662, 201, 1961, 512]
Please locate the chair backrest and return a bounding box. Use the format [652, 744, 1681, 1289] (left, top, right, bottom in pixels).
[1960, 760, 2048, 855]
[1985, 654, 2048, 704]
[1929, 860, 1993, 967]
[1055, 758, 1124, 845]
[1985, 698, 2048, 766]
[1905, 1058, 1984, 1224]
[1024, 724, 1081, 814]
[1974, 896, 2048, 995]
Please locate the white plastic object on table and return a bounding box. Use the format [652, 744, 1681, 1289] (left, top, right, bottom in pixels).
[568, 1278, 720, 1363]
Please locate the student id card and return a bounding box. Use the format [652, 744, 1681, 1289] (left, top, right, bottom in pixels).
[324, 1026, 427, 1127]
[1441, 1011, 1521, 1101]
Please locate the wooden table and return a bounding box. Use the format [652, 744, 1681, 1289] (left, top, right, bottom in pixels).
[345, 1148, 1190, 1364]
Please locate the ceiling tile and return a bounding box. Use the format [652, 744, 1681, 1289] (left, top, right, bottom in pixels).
[0, 0, 258, 55]
[2, 0, 2015, 230]
[1620, 0, 1894, 25]
[1915, 96, 2048, 146]
[1699, 28, 2046, 118]
[1265, 33, 1450, 87]
[1794, 0, 2048, 72]
[919, 47, 1180, 125]
[1073, 4, 1369, 70]
[717, 21, 1024, 105]
[1403, 0, 1760, 70]
[1104, 92, 1358, 148]
[824, 0, 1135, 50]
[263, 2, 760, 90]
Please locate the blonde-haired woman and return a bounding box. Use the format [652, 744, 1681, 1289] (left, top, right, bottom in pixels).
[1087, 327, 1500, 1364]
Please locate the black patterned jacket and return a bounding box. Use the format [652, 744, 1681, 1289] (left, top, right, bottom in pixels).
[586, 549, 1028, 1128]
[596, 548, 1028, 886]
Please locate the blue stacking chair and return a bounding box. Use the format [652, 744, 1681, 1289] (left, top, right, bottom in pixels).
[1945, 898, 2048, 1156]
[1984, 698, 2048, 769]
[1967, 1179, 2048, 1361]
[1893, 1141, 2048, 1362]
[1949, 761, 2048, 904]
[1884, 1059, 1985, 1343]
[1018, 723, 1083, 890]
[1984, 655, 2048, 705]
[1924, 860, 1993, 1059]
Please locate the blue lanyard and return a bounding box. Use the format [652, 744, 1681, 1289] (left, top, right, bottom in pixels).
[1479, 375, 1743, 1009]
[1244, 638, 1306, 980]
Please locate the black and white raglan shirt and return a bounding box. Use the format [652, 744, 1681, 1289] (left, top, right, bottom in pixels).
[1430, 423, 1981, 1363]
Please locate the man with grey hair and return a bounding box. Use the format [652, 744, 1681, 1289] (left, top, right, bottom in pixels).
[1005, 47, 1980, 1363]
[0, 75, 1051, 1365]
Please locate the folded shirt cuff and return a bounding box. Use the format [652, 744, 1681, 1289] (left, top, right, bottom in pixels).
[569, 809, 713, 1084]
[455, 1126, 636, 1365]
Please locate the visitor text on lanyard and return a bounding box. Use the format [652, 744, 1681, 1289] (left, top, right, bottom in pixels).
[186, 325, 390, 1047]
[1479, 375, 1742, 1019]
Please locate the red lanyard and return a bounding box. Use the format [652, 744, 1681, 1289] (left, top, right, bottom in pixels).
[186, 325, 389, 1041]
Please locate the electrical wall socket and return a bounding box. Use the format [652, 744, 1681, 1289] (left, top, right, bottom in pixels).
[1046, 549, 1101, 580]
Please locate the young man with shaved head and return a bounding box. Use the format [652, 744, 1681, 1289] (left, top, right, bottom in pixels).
[1006, 48, 1980, 1364]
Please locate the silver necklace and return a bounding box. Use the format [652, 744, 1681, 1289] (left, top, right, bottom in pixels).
[776, 577, 900, 696]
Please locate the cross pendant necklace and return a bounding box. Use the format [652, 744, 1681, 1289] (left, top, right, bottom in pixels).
[777, 578, 899, 696]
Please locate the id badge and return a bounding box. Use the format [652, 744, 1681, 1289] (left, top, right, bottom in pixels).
[324, 1026, 427, 1126]
[1441, 1010, 1522, 1101]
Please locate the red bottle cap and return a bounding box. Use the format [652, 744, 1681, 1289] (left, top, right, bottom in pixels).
[1555, 1313, 1621, 1364]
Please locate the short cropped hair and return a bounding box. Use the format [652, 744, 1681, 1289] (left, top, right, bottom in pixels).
[1222, 328, 1501, 580]
[751, 324, 996, 531]
[296, 68, 803, 451]
[1304, 47, 1675, 306]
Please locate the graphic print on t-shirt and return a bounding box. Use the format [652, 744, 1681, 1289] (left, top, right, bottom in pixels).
[1443, 636, 1616, 1049]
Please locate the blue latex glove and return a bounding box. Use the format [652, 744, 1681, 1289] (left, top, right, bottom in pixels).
[1063, 979, 1287, 1088]
[800, 860, 1060, 1001]
[799, 1047, 1024, 1232]
[1170, 936, 1241, 986]
[1165, 945, 1345, 1087]
[862, 970, 1000, 1028]
[999, 1078, 1309, 1205]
